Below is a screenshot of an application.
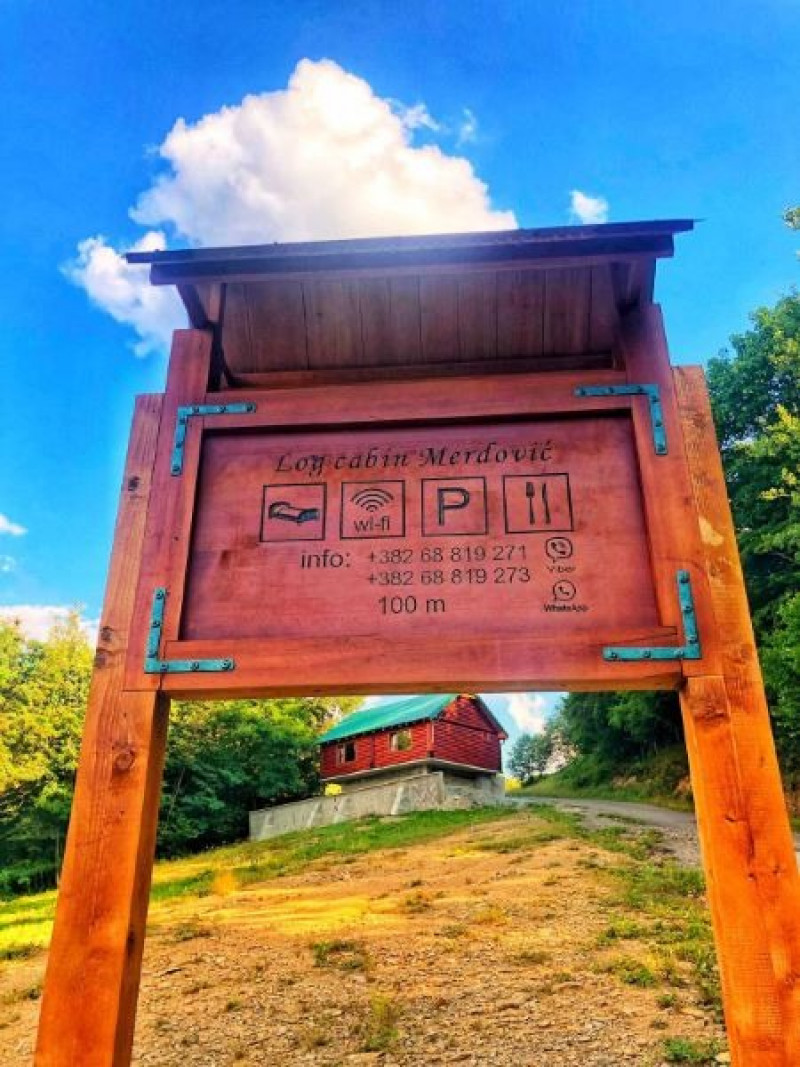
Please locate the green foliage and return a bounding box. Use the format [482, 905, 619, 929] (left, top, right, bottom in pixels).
[157, 694, 358, 856]
[548, 691, 683, 784]
[508, 728, 554, 783]
[0, 614, 92, 894]
[662, 1036, 722, 1064]
[0, 614, 358, 892]
[548, 285, 800, 786]
[360, 994, 400, 1053]
[707, 290, 800, 775]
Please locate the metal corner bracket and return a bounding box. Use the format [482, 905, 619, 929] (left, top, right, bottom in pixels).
[171, 403, 257, 475]
[144, 587, 235, 674]
[574, 384, 667, 455]
[603, 569, 702, 662]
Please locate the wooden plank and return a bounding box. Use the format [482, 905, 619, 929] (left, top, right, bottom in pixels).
[680, 676, 787, 1065]
[588, 264, 619, 352]
[243, 280, 307, 373]
[304, 279, 364, 367]
[543, 268, 591, 354]
[676, 366, 800, 1065]
[457, 272, 497, 360]
[420, 275, 458, 362]
[357, 277, 392, 364]
[203, 368, 628, 436]
[220, 282, 252, 375]
[125, 330, 213, 691]
[35, 396, 168, 1067]
[496, 270, 545, 358]
[387, 276, 423, 363]
[619, 307, 721, 679]
[158, 627, 681, 698]
[148, 241, 674, 287]
[221, 349, 613, 390]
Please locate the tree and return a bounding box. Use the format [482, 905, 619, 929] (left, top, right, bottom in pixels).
[509, 730, 554, 784]
[707, 290, 800, 775]
[0, 614, 360, 891]
[0, 613, 92, 893]
[158, 694, 358, 855]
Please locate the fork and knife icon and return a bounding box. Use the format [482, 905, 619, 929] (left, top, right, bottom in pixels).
[525, 480, 551, 526]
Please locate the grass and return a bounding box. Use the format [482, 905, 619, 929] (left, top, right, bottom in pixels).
[519, 778, 693, 811]
[516, 745, 695, 811]
[519, 803, 720, 1014]
[598, 955, 657, 987]
[663, 1036, 723, 1063]
[360, 994, 400, 1053]
[311, 938, 371, 972]
[170, 918, 215, 942]
[0, 802, 724, 1055]
[0, 807, 514, 957]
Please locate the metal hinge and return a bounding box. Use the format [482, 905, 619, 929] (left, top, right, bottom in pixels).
[171, 403, 256, 475]
[144, 587, 235, 674]
[603, 570, 701, 662]
[574, 384, 667, 454]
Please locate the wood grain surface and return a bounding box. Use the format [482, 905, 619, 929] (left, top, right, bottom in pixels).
[676, 366, 800, 1067]
[35, 396, 168, 1067]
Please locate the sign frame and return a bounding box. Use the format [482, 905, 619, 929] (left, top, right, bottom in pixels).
[124, 337, 720, 699]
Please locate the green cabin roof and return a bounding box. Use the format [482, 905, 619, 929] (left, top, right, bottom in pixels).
[318, 694, 458, 743]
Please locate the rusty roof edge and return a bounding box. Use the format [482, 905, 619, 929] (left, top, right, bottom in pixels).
[126, 218, 695, 270]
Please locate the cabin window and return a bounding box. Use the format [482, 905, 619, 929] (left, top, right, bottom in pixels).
[337, 741, 357, 764]
[390, 729, 413, 752]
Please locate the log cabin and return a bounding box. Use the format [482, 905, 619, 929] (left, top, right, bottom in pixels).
[318, 693, 507, 789]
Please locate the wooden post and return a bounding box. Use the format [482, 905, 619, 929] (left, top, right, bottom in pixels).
[35, 396, 169, 1067]
[675, 366, 800, 1065]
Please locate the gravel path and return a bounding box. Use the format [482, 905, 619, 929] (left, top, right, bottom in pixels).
[512, 795, 800, 870]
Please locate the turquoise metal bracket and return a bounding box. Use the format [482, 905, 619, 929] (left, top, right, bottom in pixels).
[171, 403, 256, 475]
[144, 587, 235, 674]
[574, 384, 667, 455]
[603, 570, 701, 662]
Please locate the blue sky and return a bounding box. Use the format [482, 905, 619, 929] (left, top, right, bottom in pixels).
[0, 2, 798, 741]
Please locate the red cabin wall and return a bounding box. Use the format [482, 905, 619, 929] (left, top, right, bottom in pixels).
[432, 697, 503, 771]
[320, 720, 430, 780]
[431, 720, 502, 771]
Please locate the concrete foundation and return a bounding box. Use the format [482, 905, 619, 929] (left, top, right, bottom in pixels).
[249, 770, 506, 842]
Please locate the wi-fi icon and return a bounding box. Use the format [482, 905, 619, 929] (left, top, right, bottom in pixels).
[352, 486, 394, 512]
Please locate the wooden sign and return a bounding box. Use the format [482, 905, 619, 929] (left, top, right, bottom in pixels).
[122, 359, 718, 696]
[34, 223, 800, 1067]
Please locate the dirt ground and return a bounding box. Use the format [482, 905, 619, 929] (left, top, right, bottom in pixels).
[0, 811, 726, 1066]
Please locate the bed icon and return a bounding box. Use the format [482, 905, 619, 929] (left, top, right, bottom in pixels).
[268, 500, 321, 525]
[261, 483, 326, 541]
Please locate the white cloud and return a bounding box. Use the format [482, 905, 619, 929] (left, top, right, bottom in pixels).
[569, 189, 609, 225]
[457, 108, 478, 145]
[0, 556, 16, 574]
[70, 58, 515, 354]
[132, 59, 515, 245]
[0, 605, 98, 644]
[0, 513, 26, 537]
[395, 101, 441, 133]
[503, 693, 549, 735]
[66, 230, 184, 356]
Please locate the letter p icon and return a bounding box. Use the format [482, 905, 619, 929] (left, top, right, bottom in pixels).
[422, 478, 487, 537]
[437, 486, 470, 526]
